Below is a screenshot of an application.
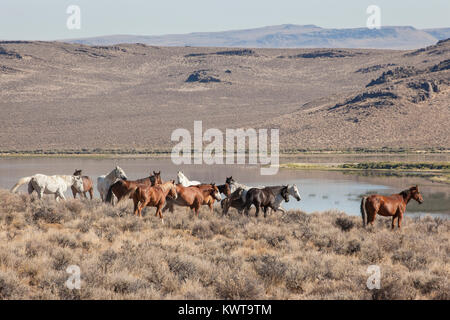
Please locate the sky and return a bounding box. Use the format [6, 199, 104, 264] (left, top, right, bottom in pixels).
[0, 0, 449, 40]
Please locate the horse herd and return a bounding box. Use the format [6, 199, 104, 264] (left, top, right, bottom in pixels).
[9, 166, 424, 229]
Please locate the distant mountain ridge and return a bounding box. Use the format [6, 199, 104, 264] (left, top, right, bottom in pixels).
[65, 24, 450, 49]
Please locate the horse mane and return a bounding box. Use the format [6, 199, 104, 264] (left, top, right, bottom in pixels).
[400, 189, 411, 200]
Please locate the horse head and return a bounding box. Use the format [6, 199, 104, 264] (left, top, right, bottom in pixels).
[281, 186, 290, 202]
[73, 169, 82, 176]
[288, 184, 301, 201]
[153, 171, 162, 184]
[225, 176, 235, 185]
[168, 180, 178, 199]
[72, 175, 84, 192]
[115, 166, 127, 180]
[411, 185, 423, 204]
[211, 183, 222, 201]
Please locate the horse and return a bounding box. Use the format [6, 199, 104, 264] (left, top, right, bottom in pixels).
[222, 187, 245, 215]
[97, 166, 128, 201]
[132, 181, 177, 222]
[177, 171, 201, 186]
[10, 174, 83, 201]
[163, 184, 221, 217]
[244, 186, 290, 217]
[72, 169, 94, 199]
[265, 185, 301, 213]
[227, 176, 301, 214]
[105, 171, 162, 205]
[360, 185, 424, 229]
[218, 183, 231, 198]
[193, 183, 223, 212]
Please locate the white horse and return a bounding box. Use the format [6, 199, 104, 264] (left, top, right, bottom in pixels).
[229, 179, 301, 213]
[97, 166, 128, 201]
[177, 171, 201, 187]
[10, 174, 84, 201]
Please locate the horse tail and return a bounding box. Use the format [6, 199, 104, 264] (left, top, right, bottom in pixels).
[10, 176, 33, 193]
[105, 181, 118, 204]
[360, 197, 368, 228]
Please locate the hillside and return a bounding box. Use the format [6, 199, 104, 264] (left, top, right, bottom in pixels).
[0, 39, 449, 152]
[66, 25, 449, 50]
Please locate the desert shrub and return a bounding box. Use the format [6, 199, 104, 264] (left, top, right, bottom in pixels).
[32, 206, 64, 224]
[98, 249, 117, 273]
[335, 217, 355, 232]
[51, 249, 72, 271]
[253, 255, 287, 287]
[167, 255, 199, 282]
[346, 239, 361, 255]
[192, 221, 213, 239]
[214, 269, 263, 299]
[392, 250, 428, 271]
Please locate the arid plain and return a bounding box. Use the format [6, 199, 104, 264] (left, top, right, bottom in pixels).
[0, 39, 449, 152]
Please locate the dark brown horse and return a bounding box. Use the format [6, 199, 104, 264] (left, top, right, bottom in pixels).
[361, 185, 423, 229]
[133, 181, 177, 221]
[106, 171, 162, 205]
[163, 184, 221, 216]
[244, 186, 289, 218]
[221, 187, 245, 215]
[72, 169, 94, 199]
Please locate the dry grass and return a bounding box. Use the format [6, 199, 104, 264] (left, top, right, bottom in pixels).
[0, 189, 448, 300]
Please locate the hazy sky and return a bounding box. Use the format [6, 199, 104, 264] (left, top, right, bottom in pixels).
[0, 0, 449, 40]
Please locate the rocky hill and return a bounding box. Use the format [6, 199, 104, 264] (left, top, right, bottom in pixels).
[0, 39, 448, 152]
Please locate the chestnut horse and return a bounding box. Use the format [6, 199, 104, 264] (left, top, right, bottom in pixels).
[163, 184, 221, 216]
[132, 181, 177, 221]
[106, 171, 162, 205]
[72, 169, 94, 199]
[194, 183, 227, 211]
[361, 185, 423, 229]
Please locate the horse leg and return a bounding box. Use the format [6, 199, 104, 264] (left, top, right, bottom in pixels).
[263, 206, 268, 218]
[255, 205, 260, 217]
[157, 203, 164, 224]
[391, 215, 396, 229]
[398, 211, 403, 229]
[88, 188, 93, 200]
[71, 186, 77, 199]
[57, 190, 66, 201]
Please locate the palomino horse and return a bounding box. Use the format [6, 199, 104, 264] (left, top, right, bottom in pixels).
[163, 184, 221, 217]
[105, 171, 162, 205]
[10, 174, 83, 201]
[72, 169, 94, 199]
[133, 181, 178, 222]
[244, 186, 290, 217]
[361, 185, 423, 229]
[177, 171, 201, 186]
[97, 166, 128, 201]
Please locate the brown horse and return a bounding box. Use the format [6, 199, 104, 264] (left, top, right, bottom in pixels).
[72, 169, 94, 199]
[361, 185, 423, 229]
[163, 184, 221, 216]
[194, 183, 224, 211]
[106, 171, 162, 205]
[133, 181, 177, 221]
